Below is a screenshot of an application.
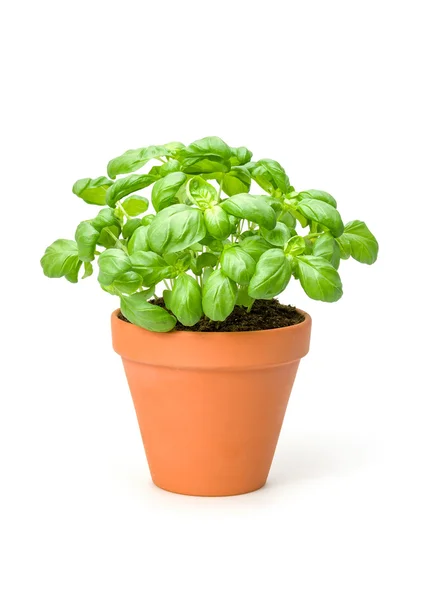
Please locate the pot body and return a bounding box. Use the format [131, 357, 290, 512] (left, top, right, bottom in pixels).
[112, 310, 311, 496]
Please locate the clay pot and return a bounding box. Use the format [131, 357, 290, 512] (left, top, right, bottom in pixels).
[111, 309, 311, 496]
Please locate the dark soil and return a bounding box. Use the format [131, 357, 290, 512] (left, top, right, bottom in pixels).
[118, 298, 305, 332]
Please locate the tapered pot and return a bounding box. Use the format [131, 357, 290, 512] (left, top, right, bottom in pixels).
[111, 309, 311, 496]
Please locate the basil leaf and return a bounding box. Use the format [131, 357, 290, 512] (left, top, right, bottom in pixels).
[295, 255, 343, 302]
[202, 270, 237, 321]
[111, 271, 143, 295]
[222, 166, 251, 196]
[186, 176, 218, 209]
[286, 235, 307, 256]
[127, 226, 149, 254]
[40, 239, 81, 282]
[122, 218, 142, 239]
[180, 136, 232, 162]
[163, 141, 185, 154]
[97, 249, 131, 286]
[129, 251, 174, 286]
[151, 172, 186, 211]
[170, 273, 203, 326]
[91, 207, 119, 231]
[250, 159, 291, 194]
[237, 286, 255, 310]
[220, 194, 276, 230]
[72, 177, 113, 206]
[337, 221, 379, 265]
[181, 158, 231, 174]
[221, 245, 256, 285]
[297, 189, 337, 208]
[248, 248, 292, 299]
[204, 205, 231, 240]
[121, 292, 176, 332]
[141, 214, 155, 226]
[75, 221, 100, 262]
[122, 195, 149, 216]
[313, 233, 341, 268]
[97, 224, 121, 249]
[240, 235, 272, 262]
[196, 252, 218, 270]
[296, 198, 344, 237]
[180, 137, 232, 174]
[230, 146, 253, 166]
[82, 262, 93, 279]
[147, 205, 206, 254]
[260, 222, 290, 247]
[105, 174, 157, 207]
[107, 145, 171, 179]
[278, 211, 297, 229]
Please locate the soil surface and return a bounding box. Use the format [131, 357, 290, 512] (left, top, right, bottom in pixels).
[119, 298, 305, 332]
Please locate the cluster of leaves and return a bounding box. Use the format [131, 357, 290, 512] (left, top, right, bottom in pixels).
[41, 137, 379, 332]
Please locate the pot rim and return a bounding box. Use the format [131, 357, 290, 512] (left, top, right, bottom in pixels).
[113, 307, 310, 337]
[112, 308, 312, 369]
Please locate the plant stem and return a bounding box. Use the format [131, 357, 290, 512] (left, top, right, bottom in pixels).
[107, 228, 127, 251]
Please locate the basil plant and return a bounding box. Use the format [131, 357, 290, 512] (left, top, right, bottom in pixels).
[41, 137, 378, 332]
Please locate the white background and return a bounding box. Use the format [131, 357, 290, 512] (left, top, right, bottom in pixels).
[1, 1, 434, 598]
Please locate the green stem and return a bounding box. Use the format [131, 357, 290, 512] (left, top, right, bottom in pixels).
[107, 228, 127, 252]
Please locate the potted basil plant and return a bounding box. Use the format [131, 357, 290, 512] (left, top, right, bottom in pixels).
[41, 137, 378, 496]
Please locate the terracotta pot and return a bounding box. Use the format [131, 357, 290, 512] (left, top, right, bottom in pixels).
[111, 309, 312, 496]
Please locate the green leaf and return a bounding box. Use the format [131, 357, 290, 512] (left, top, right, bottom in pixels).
[127, 226, 149, 254]
[107, 145, 171, 179]
[97, 224, 121, 249]
[129, 251, 174, 286]
[196, 252, 218, 271]
[147, 205, 206, 254]
[248, 248, 292, 299]
[236, 286, 255, 310]
[295, 255, 343, 302]
[240, 235, 272, 262]
[82, 262, 93, 279]
[260, 222, 290, 247]
[97, 249, 131, 286]
[221, 245, 256, 285]
[111, 271, 143, 295]
[170, 273, 203, 326]
[159, 158, 182, 176]
[141, 214, 155, 226]
[221, 166, 251, 196]
[180, 136, 232, 162]
[202, 270, 237, 321]
[163, 141, 185, 154]
[297, 198, 344, 237]
[72, 177, 113, 206]
[181, 158, 231, 174]
[278, 211, 297, 229]
[286, 235, 307, 256]
[75, 221, 100, 262]
[121, 292, 176, 332]
[297, 189, 337, 208]
[250, 159, 291, 194]
[180, 137, 232, 174]
[337, 221, 379, 265]
[105, 174, 157, 207]
[313, 233, 341, 268]
[151, 172, 186, 211]
[336, 235, 351, 259]
[122, 218, 142, 239]
[230, 146, 253, 166]
[220, 194, 276, 230]
[204, 205, 231, 240]
[186, 176, 218, 209]
[122, 195, 149, 216]
[91, 207, 119, 231]
[41, 239, 81, 281]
